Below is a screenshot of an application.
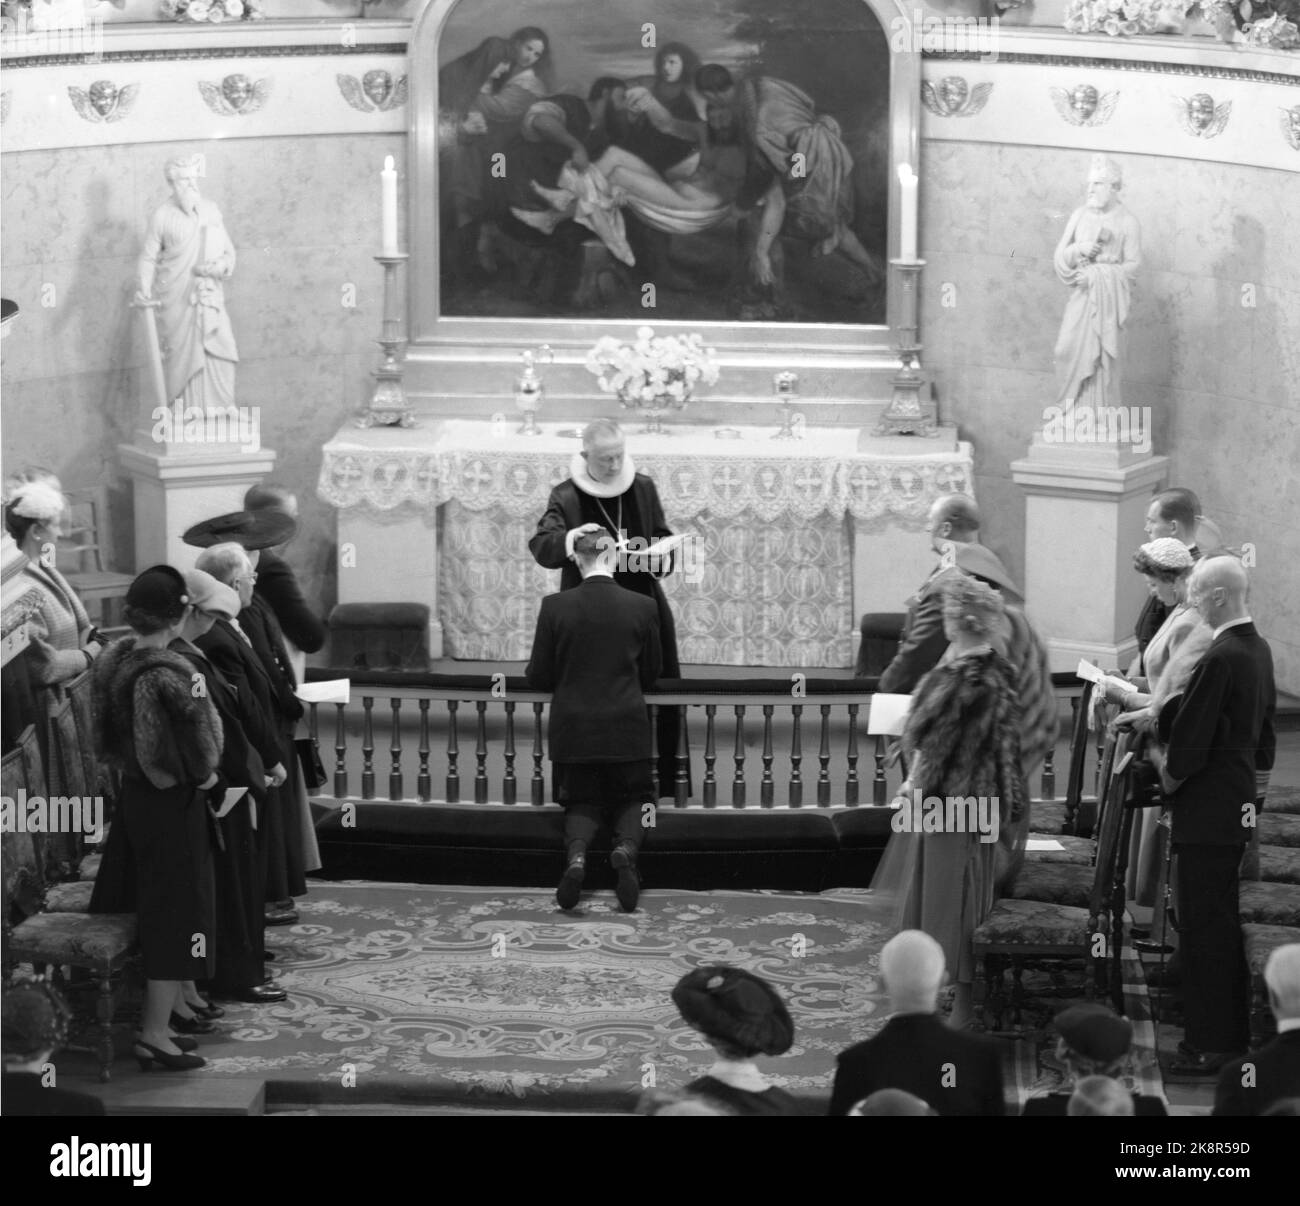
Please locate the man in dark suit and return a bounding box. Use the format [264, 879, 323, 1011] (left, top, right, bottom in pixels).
[1214, 943, 1300, 1115]
[872, 495, 1022, 693]
[830, 930, 1004, 1116]
[1156, 554, 1276, 1076]
[526, 530, 662, 912]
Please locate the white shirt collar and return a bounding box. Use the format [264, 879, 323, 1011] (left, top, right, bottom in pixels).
[704, 1058, 771, 1092]
[582, 567, 615, 580]
[569, 451, 636, 498]
[1213, 615, 1252, 640]
[1277, 1017, 1300, 1035]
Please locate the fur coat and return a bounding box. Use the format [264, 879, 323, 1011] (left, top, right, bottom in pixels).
[903, 647, 1028, 826]
[92, 636, 222, 790]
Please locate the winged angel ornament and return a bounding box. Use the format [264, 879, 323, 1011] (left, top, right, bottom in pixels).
[1049, 84, 1119, 128]
[198, 74, 272, 117]
[921, 77, 993, 118]
[337, 71, 408, 114]
[1173, 93, 1231, 139]
[69, 80, 140, 123]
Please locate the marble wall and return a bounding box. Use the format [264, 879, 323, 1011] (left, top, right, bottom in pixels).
[0, 132, 405, 618]
[920, 139, 1300, 692]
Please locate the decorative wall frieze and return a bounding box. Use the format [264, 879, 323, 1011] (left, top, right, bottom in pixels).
[1278, 103, 1300, 149]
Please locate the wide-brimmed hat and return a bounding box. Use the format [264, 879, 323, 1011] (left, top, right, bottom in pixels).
[1055, 1003, 1132, 1063]
[672, 966, 794, 1057]
[182, 569, 240, 619]
[182, 509, 296, 550]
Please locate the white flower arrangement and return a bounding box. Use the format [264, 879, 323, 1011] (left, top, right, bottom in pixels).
[585, 327, 720, 415]
[159, 0, 263, 22]
[1063, 0, 1192, 34]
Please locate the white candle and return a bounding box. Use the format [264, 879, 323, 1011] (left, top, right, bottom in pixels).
[381, 155, 398, 256]
[897, 163, 918, 262]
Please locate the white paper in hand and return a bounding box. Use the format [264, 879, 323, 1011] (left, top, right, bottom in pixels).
[214, 787, 247, 819]
[295, 679, 351, 705]
[868, 693, 911, 736]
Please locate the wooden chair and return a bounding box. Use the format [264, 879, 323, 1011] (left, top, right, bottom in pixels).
[1021, 679, 1096, 868]
[2, 725, 137, 1083]
[973, 729, 1132, 1030]
[56, 486, 133, 628]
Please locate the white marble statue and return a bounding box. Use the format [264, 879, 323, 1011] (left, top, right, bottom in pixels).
[135, 156, 239, 410]
[1052, 155, 1141, 413]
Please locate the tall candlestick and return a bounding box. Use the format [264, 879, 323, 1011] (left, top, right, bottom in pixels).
[381, 155, 398, 256]
[897, 163, 918, 262]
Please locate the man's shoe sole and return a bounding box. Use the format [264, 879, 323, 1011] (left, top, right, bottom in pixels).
[556, 863, 585, 911]
[611, 849, 640, 912]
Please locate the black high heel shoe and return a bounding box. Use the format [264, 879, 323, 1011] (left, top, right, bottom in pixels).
[170, 1035, 199, 1053]
[134, 1041, 205, 1072]
[184, 999, 226, 1020]
[169, 1011, 217, 1034]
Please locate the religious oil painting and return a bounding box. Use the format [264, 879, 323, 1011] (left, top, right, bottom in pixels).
[434, 0, 891, 325]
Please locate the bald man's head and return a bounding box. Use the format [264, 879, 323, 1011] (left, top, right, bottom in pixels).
[880, 930, 946, 1012]
[1189, 553, 1250, 626]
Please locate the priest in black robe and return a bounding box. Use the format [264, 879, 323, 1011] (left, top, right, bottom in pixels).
[528, 418, 688, 797]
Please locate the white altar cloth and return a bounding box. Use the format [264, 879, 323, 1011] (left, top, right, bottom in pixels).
[319, 421, 974, 667]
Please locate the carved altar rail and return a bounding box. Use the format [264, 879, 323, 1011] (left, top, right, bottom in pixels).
[301, 676, 1084, 812]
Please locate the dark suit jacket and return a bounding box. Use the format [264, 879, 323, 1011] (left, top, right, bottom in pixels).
[254, 550, 326, 654]
[1022, 1092, 1168, 1117]
[829, 1013, 1005, 1117]
[241, 596, 304, 727]
[194, 619, 287, 769]
[525, 575, 661, 763]
[878, 545, 1019, 694]
[1163, 621, 1276, 846]
[1213, 1030, 1300, 1116]
[2, 1072, 104, 1116]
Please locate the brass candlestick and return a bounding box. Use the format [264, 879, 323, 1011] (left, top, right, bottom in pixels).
[515, 344, 553, 435]
[875, 259, 937, 437]
[356, 253, 413, 428]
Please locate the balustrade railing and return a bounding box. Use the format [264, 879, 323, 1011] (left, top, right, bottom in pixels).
[302, 673, 1075, 813]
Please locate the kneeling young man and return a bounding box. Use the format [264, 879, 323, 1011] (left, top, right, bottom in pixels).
[526, 531, 662, 911]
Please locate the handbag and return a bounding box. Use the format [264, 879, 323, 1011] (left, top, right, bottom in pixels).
[295, 737, 327, 790]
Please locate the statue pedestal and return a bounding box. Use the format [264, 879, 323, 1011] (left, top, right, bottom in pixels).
[119, 435, 277, 571]
[1012, 433, 1168, 674]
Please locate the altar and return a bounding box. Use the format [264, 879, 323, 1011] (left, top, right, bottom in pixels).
[318, 419, 973, 667]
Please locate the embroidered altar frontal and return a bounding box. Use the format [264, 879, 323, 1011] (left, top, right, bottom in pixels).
[319, 422, 974, 667]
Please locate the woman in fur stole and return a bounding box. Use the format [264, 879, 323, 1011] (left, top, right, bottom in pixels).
[90, 566, 222, 1071]
[871, 576, 1028, 1028]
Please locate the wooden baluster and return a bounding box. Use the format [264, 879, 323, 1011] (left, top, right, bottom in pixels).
[503, 700, 517, 805]
[760, 704, 775, 807]
[817, 704, 831, 806]
[389, 698, 403, 801]
[703, 704, 717, 809]
[675, 707, 690, 807]
[333, 701, 348, 799]
[873, 734, 887, 805]
[307, 702, 322, 796]
[845, 703, 860, 807]
[531, 701, 545, 806]
[417, 698, 432, 802]
[446, 700, 460, 803]
[649, 703, 660, 803]
[475, 700, 489, 803]
[360, 696, 376, 800]
[788, 704, 803, 807]
[732, 705, 746, 808]
[1041, 746, 1056, 801]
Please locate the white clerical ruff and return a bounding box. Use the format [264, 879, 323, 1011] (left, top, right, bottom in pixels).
[568, 451, 636, 499]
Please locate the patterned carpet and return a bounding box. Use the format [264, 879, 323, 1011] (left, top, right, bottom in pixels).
[176, 882, 1161, 1112]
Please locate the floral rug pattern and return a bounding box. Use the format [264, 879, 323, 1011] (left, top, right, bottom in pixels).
[184, 883, 1161, 1110]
